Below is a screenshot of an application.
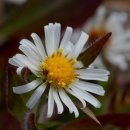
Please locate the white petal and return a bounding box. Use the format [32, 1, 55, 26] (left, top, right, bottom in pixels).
[60, 27, 73, 48]
[14, 54, 30, 67]
[19, 39, 40, 56]
[44, 24, 54, 56]
[71, 29, 81, 44]
[58, 89, 72, 113]
[13, 79, 42, 94]
[52, 88, 63, 114]
[74, 80, 105, 96]
[59, 89, 79, 118]
[53, 23, 61, 51]
[44, 25, 49, 55]
[19, 44, 41, 62]
[63, 41, 74, 55]
[69, 32, 89, 58]
[77, 68, 109, 81]
[15, 54, 39, 69]
[66, 88, 86, 108]
[78, 74, 108, 81]
[31, 33, 46, 59]
[16, 67, 24, 76]
[71, 86, 101, 108]
[14, 54, 39, 75]
[27, 56, 40, 67]
[78, 68, 110, 75]
[18, 45, 39, 67]
[9, 54, 28, 67]
[8, 58, 21, 67]
[49, 23, 55, 55]
[48, 23, 61, 53]
[74, 61, 83, 68]
[26, 83, 46, 109]
[47, 87, 54, 118]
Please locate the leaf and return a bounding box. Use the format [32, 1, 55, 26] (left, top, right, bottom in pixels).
[80, 107, 101, 125]
[0, 0, 102, 38]
[76, 101, 101, 125]
[78, 32, 112, 67]
[7, 66, 29, 119]
[58, 113, 130, 130]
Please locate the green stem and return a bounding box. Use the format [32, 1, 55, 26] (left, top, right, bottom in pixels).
[23, 110, 37, 130]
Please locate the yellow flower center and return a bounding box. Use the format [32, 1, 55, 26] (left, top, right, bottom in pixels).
[41, 48, 77, 88]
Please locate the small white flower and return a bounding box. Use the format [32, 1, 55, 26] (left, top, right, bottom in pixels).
[73, 6, 130, 70]
[9, 23, 109, 118]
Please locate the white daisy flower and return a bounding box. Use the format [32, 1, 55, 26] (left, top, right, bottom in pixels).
[9, 23, 109, 118]
[72, 6, 130, 70]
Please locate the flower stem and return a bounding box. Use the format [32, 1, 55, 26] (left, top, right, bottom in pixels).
[23, 110, 37, 130]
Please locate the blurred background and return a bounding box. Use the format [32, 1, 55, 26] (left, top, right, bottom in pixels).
[1, 0, 130, 130]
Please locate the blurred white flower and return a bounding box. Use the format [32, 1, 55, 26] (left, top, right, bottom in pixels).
[72, 6, 130, 70]
[9, 23, 109, 118]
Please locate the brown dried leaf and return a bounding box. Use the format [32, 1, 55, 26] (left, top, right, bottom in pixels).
[78, 32, 112, 67]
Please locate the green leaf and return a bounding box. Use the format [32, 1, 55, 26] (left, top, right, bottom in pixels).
[78, 32, 112, 67]
[58, 113, 130, 130]
[7, 66, 29, 119]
